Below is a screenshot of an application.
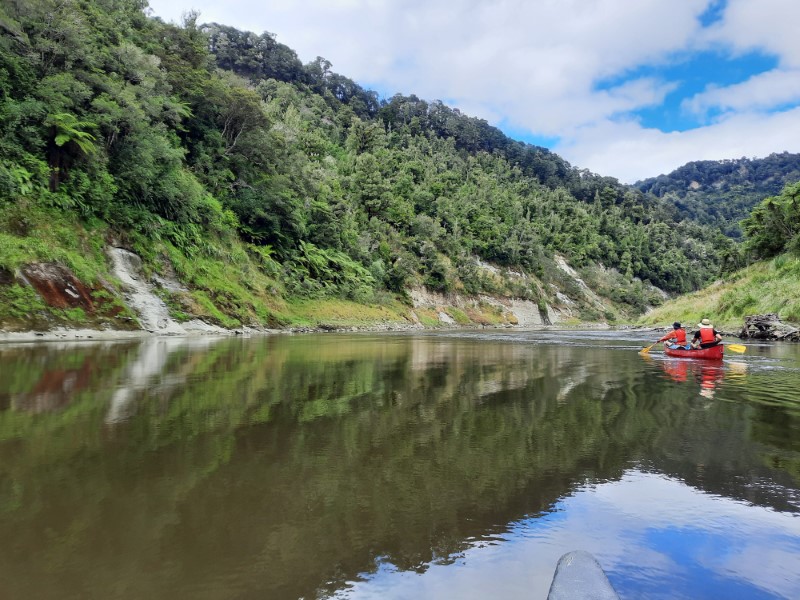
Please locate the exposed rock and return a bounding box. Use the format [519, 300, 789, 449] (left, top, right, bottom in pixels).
[407, 287, 566, 326]
[554, 255, 608, 313]
[0, 262, 136, 332]
[740, 313, 799, 341]
[437, 311, 455, 325]
[22, 263, 96, 312]
[107, 248, 230, 335]
[503, 297, 558, 326]
[107, 248, 186, 334]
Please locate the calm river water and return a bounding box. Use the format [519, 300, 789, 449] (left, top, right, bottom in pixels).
[1, 330, 799, 599]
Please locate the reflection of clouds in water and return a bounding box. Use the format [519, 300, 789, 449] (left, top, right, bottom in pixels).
[723, 545, 800, 597]
[337, 471, 800, 600]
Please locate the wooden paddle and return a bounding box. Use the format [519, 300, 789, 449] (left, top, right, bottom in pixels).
[639, 340, 660, 354]
[726, 343, 747, 353]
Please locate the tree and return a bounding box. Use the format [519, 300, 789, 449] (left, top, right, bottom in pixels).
[742, 182, 800, 259]
[45, 112, 95, 191]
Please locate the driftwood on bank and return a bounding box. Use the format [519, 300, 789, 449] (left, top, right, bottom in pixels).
[740, 313, 799, 341]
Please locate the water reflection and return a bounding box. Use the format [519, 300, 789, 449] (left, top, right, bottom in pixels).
[339, 471, 800, 600]
[0, 332, 798, 600]
[659, 358, 725, 398]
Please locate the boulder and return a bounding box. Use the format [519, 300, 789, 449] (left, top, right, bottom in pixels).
[740, 313, 799, 341]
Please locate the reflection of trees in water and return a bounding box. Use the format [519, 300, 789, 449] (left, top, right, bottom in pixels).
[0, 336, 798, 598]
[0, 342, 137, 413]
[639, 355, 800, 514]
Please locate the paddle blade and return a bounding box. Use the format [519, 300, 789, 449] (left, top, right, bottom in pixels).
[639, 342, 657, 354]
[726, 344, 747, 353]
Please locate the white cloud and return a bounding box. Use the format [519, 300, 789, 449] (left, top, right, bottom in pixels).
[147, 0, 800, 182]
[339, 471, 800, 600]
[683, 68, 800, 116]
[561, 106, 800, 182]
[701, 0, 800, 66]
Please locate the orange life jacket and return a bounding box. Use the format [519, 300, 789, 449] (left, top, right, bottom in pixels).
[699, 327, 716, 344]
[661, 328, 687, 344]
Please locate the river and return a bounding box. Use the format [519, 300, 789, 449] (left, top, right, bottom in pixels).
[1, 330, 799, 599]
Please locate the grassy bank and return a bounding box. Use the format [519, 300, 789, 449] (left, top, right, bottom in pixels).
[638, 254, 800, 330]
[0, 203, 407, 331]
[0, 201, 619, 333]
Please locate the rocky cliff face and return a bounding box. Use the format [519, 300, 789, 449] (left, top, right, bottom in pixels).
[407, 287, 565, 327]
[0, 248, 225, 334]
[0, 262, 133, 332]
[1, 247, 634, 335]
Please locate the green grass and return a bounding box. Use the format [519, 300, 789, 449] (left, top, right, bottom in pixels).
[639, 254, 800, 329]
[157, 239, 289, 328]
[0, 283, 48, 322]
[286, 297, 411, 328]
[190, 290, 242, 328]
[60, 307, 87, 322]
[446, 307, 472, 325]
[415, 308, 441, 327]
[464, 302, 507, 326]
[0, 203, 108, 283]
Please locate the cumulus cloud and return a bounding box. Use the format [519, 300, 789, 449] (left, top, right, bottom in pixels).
[683, 69, 800, 116]
[562, 106, 800, 181]
[340, 471, 800, 599]
[148, 0, 800, 182]
[701, 0, 800, 66]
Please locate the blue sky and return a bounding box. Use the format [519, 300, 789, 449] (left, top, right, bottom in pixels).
[147, 0, 800, 183]
[333, 471, 800, 599]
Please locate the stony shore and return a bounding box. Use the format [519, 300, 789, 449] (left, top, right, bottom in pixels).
[0, 321, 657, 345]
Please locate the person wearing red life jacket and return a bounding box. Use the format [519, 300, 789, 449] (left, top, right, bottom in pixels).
[692, 318, 722, 349]
[659, 322, 688, 349]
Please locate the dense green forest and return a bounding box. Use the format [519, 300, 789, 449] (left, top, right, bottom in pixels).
[640, 180, 800, 328]
[636, 153, 800, 237]
[0, 0, 754, 329]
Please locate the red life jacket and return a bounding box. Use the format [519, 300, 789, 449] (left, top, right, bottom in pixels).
[699, 327, 716, 344]
[660, 328, 687, 343]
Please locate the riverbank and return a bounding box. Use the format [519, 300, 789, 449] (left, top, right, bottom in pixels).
[639, 254, 800, 331]
[0, 320, 638, 345]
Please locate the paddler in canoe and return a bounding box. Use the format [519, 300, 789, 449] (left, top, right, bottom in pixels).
[658, 322, 690, 350]
[691, 318, 723, 349]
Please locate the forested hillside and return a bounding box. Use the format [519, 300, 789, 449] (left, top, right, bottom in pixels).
[0, 0, 734, 330]
[636, 153, 800, 237]
[640, 181, 800, 329]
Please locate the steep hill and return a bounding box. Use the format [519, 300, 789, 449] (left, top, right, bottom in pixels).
[638, 253, 800, 331]
[640, 180, 800, 331]
[0, 1, 732, 333]
[635, 153, 800, 237]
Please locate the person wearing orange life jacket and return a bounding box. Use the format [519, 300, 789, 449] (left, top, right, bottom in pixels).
[659, 322, 688, 349]
[692, 318, 723, 349]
